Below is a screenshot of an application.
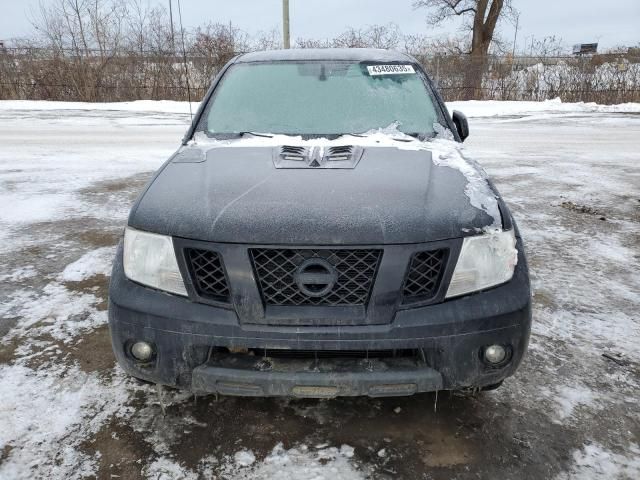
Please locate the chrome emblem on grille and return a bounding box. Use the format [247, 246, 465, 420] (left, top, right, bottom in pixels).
[293, 258, 337, 298]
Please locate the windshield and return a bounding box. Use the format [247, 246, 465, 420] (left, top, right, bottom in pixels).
[198, 61, 441, 138]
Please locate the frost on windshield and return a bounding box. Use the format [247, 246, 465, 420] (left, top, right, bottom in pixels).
[202, 61, 440, 137]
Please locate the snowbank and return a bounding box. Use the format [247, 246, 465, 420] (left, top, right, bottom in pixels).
[1, 98, 639, 117]
[446, 98, 640, 118]
[0, 99, 198, 114]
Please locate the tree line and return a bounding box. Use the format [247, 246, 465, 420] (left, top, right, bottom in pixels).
[0, 0, 638, 103]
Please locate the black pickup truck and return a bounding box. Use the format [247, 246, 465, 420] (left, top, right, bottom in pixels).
[108, 48, 531, 398]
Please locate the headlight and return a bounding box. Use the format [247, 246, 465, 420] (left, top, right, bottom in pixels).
[123, 227, 187, 296]
[446, 229, 518, 299]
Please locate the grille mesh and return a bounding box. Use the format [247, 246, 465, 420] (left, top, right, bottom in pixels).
[402, 249, 447, 301]
[250, 249, 382, 306]
[186, 248, 230, 302]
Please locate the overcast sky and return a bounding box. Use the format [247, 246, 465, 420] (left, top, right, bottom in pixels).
[1, 0, 638, 52]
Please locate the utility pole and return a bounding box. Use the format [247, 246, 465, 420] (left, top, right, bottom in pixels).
[282, 0, 290, 49]
[529, 35, 535, 57]
[229, 20, 234, 52]
[511, 13, 519, 58]
[168, 0, 175, 52]
[510, 12, 519, 76]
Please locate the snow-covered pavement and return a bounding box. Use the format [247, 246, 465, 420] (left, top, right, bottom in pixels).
[0, 100, 639, 479]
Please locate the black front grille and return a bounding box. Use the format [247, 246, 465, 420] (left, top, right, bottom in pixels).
[186, 248, 230, 302]
[250, 248, 382, 306]
[402, 249, 447, 302]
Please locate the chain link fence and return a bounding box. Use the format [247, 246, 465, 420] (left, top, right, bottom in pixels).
[419, 53, 640, 103]
[1, 47, 639, 104]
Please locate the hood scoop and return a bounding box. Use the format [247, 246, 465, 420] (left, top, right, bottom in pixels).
[273, 145, 364, 169]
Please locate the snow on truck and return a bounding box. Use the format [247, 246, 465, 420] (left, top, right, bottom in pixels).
[108, 48, 531, 398]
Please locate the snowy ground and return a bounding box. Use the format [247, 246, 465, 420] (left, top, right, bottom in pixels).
[0, 100, 639, 479]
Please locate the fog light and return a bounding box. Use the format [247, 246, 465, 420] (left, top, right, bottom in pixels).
[130, 341, 154, 362]
[484, 345, 507, 365]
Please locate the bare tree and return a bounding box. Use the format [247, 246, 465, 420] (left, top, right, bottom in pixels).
[528, 36, 566, 57]
[4, 3, 638, 105]
[192, 22, 249, 79]
[29, 0, 129, 101]
[332, 24, 401, 49]
[413, 0, 516, 98]
[297, 24, 401, 50]
[295, 37, 331, 49]
[404, 33, 469, 57]
[253, 28, 282, 51]
[414, 0, 514, 55]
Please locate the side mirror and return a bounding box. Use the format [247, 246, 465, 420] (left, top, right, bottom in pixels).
[452, 110, 469, 142]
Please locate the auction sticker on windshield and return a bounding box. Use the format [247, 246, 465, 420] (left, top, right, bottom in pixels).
[367, 64, 416, 76]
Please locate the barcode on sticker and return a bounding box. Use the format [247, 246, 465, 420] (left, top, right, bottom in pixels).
[367, 65, 416, 76]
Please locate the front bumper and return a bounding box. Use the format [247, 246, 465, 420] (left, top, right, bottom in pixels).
[108, 237, 532, 397]
[191, 354, 444, 397]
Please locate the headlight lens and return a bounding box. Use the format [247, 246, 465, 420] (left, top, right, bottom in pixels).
[446, 229, 518, 299]
[123, 227, 187, 296]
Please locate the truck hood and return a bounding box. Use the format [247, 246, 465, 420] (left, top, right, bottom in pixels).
[129, 142, 501, 245]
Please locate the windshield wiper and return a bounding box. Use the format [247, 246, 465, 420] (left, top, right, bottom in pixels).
[205, 131, 275, 140]
[238, 131, 274, 138]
